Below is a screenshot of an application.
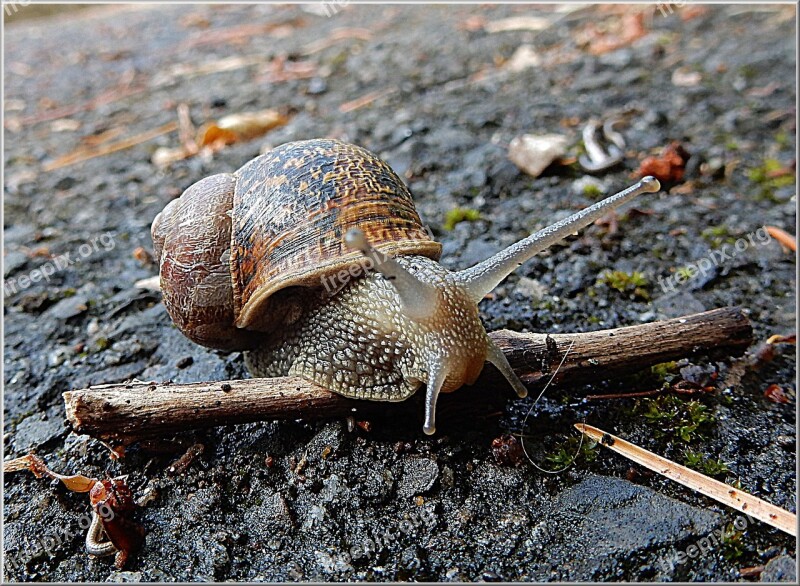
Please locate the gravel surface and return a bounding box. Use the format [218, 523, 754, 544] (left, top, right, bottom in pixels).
[3, 4, 796, 582]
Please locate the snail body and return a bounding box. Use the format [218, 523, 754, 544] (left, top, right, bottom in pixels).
[152, 139, 660, 434]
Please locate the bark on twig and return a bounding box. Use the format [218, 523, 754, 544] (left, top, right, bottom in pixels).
[63, 307, 752, 442]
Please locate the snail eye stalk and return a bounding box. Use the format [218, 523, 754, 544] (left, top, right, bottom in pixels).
[457, 177, 660, 303]
[345, 228, 438, 320]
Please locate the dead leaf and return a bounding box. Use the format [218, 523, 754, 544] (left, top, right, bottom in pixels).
[508, 134, 569, 178]
[637, 141, 690, 183]
[764, 384, 792, 404]
[197, 109, 288, 147]
[766, 333, 796, 345]
[3, 454, 97, 492]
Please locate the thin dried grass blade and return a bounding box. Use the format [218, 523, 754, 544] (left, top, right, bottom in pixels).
[765, 226, 797, 252]
[574, 423, 797, 536]
[44, 121, 179, 171]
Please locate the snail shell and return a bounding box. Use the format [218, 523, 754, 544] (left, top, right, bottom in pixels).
[152, 139, 441, 350]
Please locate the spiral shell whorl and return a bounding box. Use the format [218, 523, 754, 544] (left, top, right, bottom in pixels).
[231, 139, 441, 330]
[152, 173, 259, 351]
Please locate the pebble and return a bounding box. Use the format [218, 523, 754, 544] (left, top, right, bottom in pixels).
[307, 77, 327, 95]
[176, 356, 194, 369]
[44, 295, 89, 320]
[761, 555, 796, 582]
[3, 251, 27, 277]
[515, 276, 547, 301]
[397, 457, 439, 497]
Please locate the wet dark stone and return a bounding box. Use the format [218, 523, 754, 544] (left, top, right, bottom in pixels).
[44, 294, 89, 320]
[3, 4, 795, 582]
[761, 555, 796, 582]
[397, 457, 439, 497]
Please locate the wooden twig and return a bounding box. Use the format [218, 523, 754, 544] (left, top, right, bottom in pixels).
[575, 423, 797, 536]
[63, 307, 752, 442]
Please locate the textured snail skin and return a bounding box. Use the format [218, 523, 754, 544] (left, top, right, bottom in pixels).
[245, 255, 489, 403]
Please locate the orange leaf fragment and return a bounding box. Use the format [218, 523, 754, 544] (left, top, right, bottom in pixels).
[764, 384, 792, 404]
[197, 109, 288, 147]
[765, 226, 796, 252]
[637, 141, 690, 183]
[2, 453, 97, 492]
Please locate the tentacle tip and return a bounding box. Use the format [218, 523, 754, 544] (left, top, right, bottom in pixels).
[423, 422, 436, 435]
[639, 176, 661, 193]
[516, 388, 528, 399]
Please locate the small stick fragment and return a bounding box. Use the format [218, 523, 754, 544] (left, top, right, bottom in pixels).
[167, 443, 205, 476]
[574, 423, 797, 536]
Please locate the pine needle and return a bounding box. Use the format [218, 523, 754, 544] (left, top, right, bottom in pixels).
[574, 423, 797, 536]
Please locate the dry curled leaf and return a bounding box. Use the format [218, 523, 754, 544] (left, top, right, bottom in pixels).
[3, 453, 97, 492]
[491, 434, 525, 467]
[766, 333, 796, 345]
[637, 141, 690, 183]
[197, 109, 288, 147]
[764, 384, 792, 404]
[132, 246, 154, 266]
[89, 476, 146, 568]
[4, 454, 145, 568]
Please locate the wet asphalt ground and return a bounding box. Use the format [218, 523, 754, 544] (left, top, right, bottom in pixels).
[3, 3, 796, 582]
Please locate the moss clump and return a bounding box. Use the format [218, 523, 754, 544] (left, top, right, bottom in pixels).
[443, 207, 481, 231]
[635, 395, 715, 442]
[94, 337, 111, 352]
[721, 525, 745, 560]
[597, 270, 650, 300]
[701, 225, 736, 246]
[651, 361, 679, 385]
[775, 131, 792, 148]
[582, 182, 603, 198]
[683, 449, 730, 476]
[748, 158, 794, 186]
[748, 159, 795, 201]
[544, 435, 599, 470]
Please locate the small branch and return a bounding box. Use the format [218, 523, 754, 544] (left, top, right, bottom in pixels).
[63, 307, 752, 442]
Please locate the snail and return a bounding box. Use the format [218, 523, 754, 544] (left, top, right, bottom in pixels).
[152, 139, 660, 434]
